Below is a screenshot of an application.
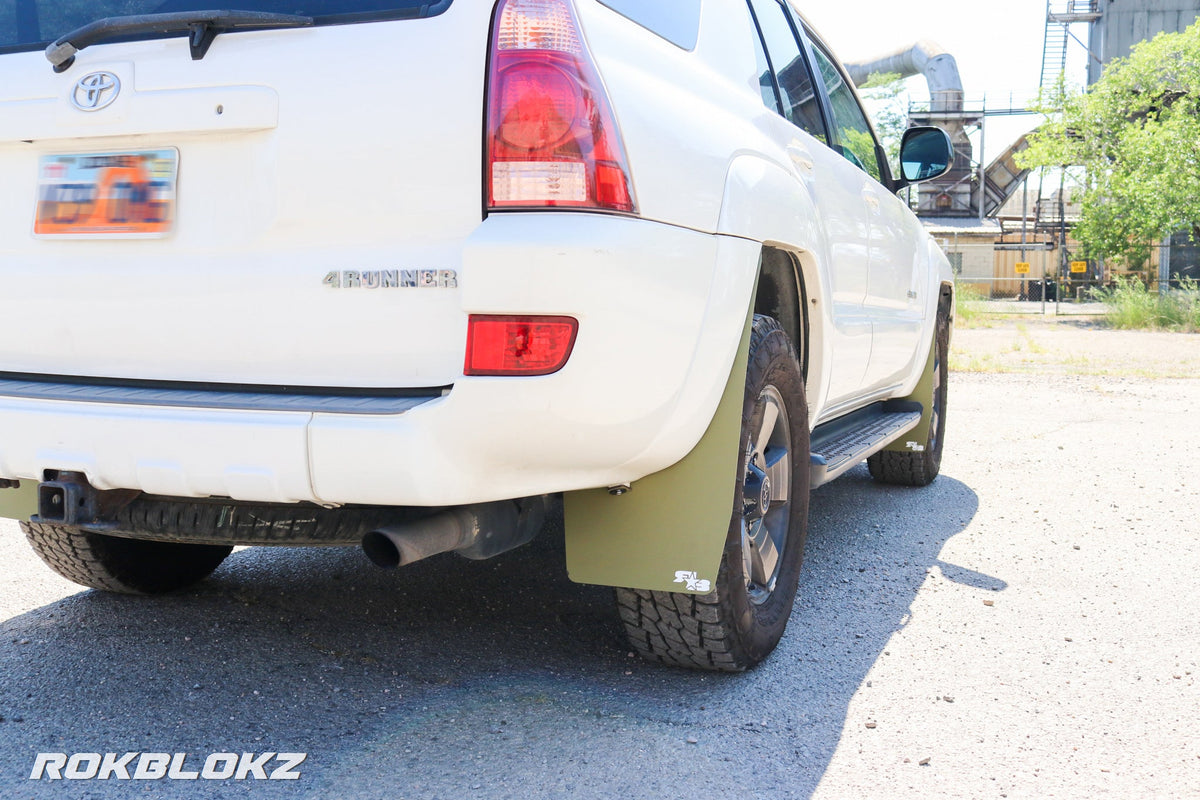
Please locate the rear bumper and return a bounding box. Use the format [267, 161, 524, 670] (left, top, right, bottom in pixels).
[0, 214, 759, 507]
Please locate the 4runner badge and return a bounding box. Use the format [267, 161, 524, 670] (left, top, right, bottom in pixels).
[323, 269, 458, 289]
[673, 571, 711, 593]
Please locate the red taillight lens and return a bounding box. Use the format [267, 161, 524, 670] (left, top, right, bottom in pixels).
[464, 315, 579, 376]
[496, 62, 582, 151]
[486, 0, 636, 213]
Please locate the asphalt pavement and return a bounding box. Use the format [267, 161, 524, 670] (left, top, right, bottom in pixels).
[1, 370, 1198, 799]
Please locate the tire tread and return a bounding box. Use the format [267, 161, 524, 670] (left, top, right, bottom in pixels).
[21, 521, 231, 595]
[867, 314, 949, 488]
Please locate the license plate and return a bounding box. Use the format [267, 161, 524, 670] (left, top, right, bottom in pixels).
[34, 149, 178, 238]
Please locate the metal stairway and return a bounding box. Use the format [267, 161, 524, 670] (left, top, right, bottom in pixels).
[1041, 0, 1102, 91]
[981, 134, 1032, 218]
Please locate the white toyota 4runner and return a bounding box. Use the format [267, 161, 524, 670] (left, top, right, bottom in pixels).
[0, 0, 955, 670]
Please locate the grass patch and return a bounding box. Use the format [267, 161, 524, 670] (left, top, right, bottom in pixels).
[954, 282, 987, 327]
[1014, 323, 1048, 354]
[949, 352, 1001, 373]
[1092, 277, 1200, 332]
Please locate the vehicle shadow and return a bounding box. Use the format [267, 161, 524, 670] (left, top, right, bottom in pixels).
[0, 468, 985, 799]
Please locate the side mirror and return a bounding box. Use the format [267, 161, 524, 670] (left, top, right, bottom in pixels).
[896, 126, 954, 189]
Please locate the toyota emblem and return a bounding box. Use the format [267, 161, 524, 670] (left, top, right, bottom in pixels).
[71, 71, 120, 112]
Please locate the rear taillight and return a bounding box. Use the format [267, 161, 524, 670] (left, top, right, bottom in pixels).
[486, 0, 636, 213]
[464, 315, 579, 376]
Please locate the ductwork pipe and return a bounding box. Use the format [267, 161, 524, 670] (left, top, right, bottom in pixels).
[844, 40, 963, 114]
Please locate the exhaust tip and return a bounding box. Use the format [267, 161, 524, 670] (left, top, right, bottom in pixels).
[361, 531, 401, 569]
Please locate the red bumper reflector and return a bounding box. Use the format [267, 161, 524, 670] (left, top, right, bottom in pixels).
[464, 315, 579, 376]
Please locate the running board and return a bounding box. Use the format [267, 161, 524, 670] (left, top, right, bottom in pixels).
[809, 402, 923, 488]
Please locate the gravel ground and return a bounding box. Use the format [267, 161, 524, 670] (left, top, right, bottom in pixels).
[1, 325, 1198, 799]
[951, 315, 1200, 378]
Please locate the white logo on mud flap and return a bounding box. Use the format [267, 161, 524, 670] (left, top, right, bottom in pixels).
[673, 571, 711, 592]
[905, 441, 926, 452]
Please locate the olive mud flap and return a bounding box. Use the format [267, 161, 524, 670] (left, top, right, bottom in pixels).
[562, 309, 753, 594]
[882, 333, 936, 453]
[0, 481, 38, 522]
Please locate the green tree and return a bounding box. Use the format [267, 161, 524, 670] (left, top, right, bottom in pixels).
[857, 71, 908, 167]
[1018, 21, 1200, 269]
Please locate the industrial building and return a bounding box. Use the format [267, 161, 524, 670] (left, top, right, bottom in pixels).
[1087, 0, 1200, 84]
[858, 0, 1200, 301]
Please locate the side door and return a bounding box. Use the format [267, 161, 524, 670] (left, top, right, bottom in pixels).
[746, 0, 873, 409]
[804, 37, 926, 390]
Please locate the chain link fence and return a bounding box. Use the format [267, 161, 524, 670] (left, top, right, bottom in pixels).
[942, 241, 1107, 316]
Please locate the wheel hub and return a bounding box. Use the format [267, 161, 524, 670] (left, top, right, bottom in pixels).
[742, 463, 771, 519]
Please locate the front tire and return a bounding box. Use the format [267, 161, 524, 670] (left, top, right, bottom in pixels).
[617, 314, 810, 671]
[867, 313, 949, 487]
[22, 522, 232, 595]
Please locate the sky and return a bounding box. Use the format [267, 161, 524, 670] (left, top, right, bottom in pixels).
[801, 0, 1094, 164]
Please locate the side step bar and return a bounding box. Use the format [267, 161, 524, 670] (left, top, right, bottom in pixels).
[809, 401, 923, 488]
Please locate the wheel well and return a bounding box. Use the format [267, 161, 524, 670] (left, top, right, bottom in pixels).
[754, 247, 808, 381]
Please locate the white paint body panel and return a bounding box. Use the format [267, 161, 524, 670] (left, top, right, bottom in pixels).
[0, 0, 950, 506]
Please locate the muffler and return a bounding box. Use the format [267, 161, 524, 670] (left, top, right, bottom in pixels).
[361, 496, 547, 569]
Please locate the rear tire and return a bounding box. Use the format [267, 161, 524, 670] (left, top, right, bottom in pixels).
[21, 522, 232, 595]
[617, 314, 809, 671]
[868, 313, 949, 487]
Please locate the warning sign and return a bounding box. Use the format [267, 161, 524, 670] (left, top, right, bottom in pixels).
[1015, 262, 1031, 274]
[1070, 261, 1088, 274]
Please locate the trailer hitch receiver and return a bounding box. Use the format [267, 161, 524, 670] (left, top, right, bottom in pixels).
[33, 471, 102, 527]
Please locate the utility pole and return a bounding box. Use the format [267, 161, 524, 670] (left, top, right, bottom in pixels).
[977, 114, 987, 221]
[1058, 168, 1067, 311]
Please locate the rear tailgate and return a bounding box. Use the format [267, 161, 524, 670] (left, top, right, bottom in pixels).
[0, 2, 486, 389]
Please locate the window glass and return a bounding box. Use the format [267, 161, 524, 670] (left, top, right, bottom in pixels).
[748, 7, 780, 113]
[596, 0, 701, 50]
[745, 0, 825, 143]
[1, 0, 449, 50]
[808, 42, 883, 182]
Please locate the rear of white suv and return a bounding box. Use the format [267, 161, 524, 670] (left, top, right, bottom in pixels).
[0, 0, 955, 671]
[0, 0, 756, 506]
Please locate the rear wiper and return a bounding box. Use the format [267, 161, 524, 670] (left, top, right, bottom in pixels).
[46, 10, 313, 73]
